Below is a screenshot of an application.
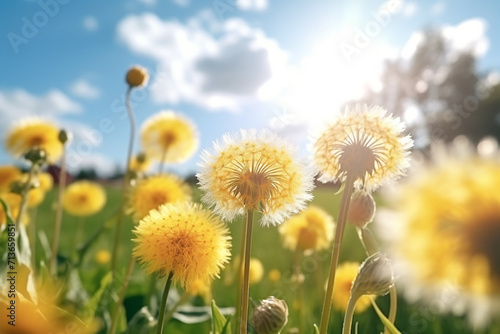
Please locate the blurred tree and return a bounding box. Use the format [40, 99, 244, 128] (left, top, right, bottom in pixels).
[360, 28, 500, 146]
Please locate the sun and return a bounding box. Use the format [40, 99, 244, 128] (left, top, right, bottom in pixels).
[261, 39, 388, 128]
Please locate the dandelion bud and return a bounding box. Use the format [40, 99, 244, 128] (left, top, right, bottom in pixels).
[351, 253, 395, 297]
[126, 65, 149, 88]
[252, 296, 288, 334]
[136, 152, 147, 164]
[58, 129, 71, 145]
[24, 147, 47, 165]
[9, 180, 26, 195]
[347, 190, 376, 228]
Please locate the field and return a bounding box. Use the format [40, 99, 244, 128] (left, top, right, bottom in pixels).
[26, 183, 494, 334]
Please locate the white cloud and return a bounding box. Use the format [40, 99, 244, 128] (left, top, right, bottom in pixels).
[237, 0, 268, 11]
[431, 1, 445, 15]
[442, 18, 489, 58]
[402, 1, 417, 17]
[83, 16, 98, 31]
[400, 18, 489, 60]
[70, 79, 101, 99]
[172, 0, 189, 7]
[117, 11, 287, 111]
[0, 89, 81, 128]
[67, 153, 118, 177]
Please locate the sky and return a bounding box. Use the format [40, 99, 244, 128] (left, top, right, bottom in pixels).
[1, 0, 499, 177]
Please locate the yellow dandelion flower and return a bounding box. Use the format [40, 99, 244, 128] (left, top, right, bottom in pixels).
[141, 111, 199, 164]
[128, 174, 192, 222]
[249, 258, 264, 285]
[126, 65, 149, 87]
[63, 181, 106, 217]
[311, 104, 413, 191]
[27, 187, 45, 208]
[132, 202, 232, 287]
[379, 138, 500, 328]
[0, 192, 28, 226]
[5, 118, 63, 162]
[185, 278, 212, 299]
[279, 205, 335, 253]
[198, 129, 314, 226]
[332, 262, 372, 314]
[37, 172, 54, 191]
[0, 165, 22, 192]
[268, 269, 281, 282]
[129, 152, 151, 173]
[95, 250, 111, 264]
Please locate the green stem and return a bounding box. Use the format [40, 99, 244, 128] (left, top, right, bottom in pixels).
[158, 148, 167, 175]
[15, 163, 37, 229]
[109, 256, 136, 334]
[234, 215, 248, 334]
[387, 285, 398, 334]
[239, 209, 254, 334]
[111, 87, 135, 277]
[50, 146, 66, 274]
[357, 227, 397, 334]
[157, 271, 175, 334]
[342, 294, 360, 334]
[319, 174, 355, 334]
[293, 248, 305, 332]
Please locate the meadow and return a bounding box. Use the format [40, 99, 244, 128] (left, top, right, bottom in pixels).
[27, 183, 491, 334]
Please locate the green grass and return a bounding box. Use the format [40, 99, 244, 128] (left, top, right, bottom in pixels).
[26, 184, 498, 333]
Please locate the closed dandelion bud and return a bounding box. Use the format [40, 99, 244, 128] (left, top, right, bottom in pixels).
[351, 253, 395, 297]
[24, 147, 47, 165]
[252, 297, 288, 334]
[347, 190, 376, 228]
[126, 65, 149, 88]
[58, 129, 71, 144]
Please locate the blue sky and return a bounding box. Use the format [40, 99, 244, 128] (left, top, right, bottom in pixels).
[1, 0, 499, 176]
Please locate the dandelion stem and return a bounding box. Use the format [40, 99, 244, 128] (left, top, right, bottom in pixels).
[109, 257, 136, 334]
[157, 271, 175, 334]
[111, 86, 135, 277]
[50, 147, 66, 274]
[234, 216, 248, 334]
[319, 174, 355, 334]
[239, 209, 254, 334]
[357, 227, 397, 334]
[342, 293, 360, 334]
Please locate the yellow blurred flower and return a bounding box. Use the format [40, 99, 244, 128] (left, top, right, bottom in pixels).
[37, 172, 54, 191]
[198, 129, 314, 226]
[0, 165, 22, 192]
[268, 269, 281, 282]
[249, 258, 264, 285]
[311, 104, 412, 191]
[185, 278, 212, 301]
[133, 202, 231, 288]
[141, 111, 199, 164]
[332, 262, 372, 314]
[0, 192, 28, 226]
[128, 174, 192, 222]
[129, 152, 151, 173]
[279, 205, 335, 253]
[5, 118, 63, 162]
[379, 138, 500, 328]
[63, 181, 106, 217]
[27, 187, 45, 208]
[95, 250, 111, 264]
[126, 65, 149, 87]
